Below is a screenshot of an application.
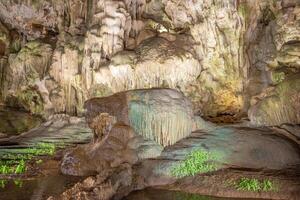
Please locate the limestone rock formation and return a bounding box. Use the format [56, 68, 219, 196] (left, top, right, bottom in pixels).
[3, 41, 53, 114]
[249, 74, 300, 126]
[245, 0, 300, 126]
[90, 37, 200, 98]
[61, 122, 163, 176]
[85, 89, 195, 147]
[0, 0, 299, 126]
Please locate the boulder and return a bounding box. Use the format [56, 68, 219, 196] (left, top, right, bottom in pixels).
[85, 88, 195, 147]
[61, 122, 163, 176]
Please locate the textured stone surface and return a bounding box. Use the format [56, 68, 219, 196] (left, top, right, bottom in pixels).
[85, 89, 195, 147]
[249, 74, 300, 126]
[61, 122, 163, 176]
[0, 106, 42, 136]
[245, 1, 300, 125]
[3, 41, 53, 114]
[91, 37, 200, 98]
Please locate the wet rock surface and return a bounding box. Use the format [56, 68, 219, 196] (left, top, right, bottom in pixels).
[161, 168, 300, 200]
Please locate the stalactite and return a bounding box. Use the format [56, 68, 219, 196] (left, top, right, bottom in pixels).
[85, 89, 194, 147]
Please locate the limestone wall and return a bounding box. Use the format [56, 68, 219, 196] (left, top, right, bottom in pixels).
[0, 0, 299, 126]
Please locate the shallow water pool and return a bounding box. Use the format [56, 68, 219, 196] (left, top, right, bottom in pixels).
[124, 188, 255, 200]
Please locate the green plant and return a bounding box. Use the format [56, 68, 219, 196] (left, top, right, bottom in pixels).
[235, 178, 277, 192]
[14, 160, 26, 174]
[0, 142, 59, 175]
[1, 153, 33, 160]
[36, 159, 43, 164]
[0, 159, 27, 175]
[36, 143, 56, 155]
[0, 165, 13, 174]
[237, 178, 261, 192]
[262, 180, 276, 191]
[0, 180, 7, 188]
[1, 142, 57, 158]
[171, 150, 220, 178]
[14, 179, 23, 188]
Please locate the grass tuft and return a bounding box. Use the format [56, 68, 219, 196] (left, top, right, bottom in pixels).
[0, 179, 23, 189]
[262, 179, 276, 192]
[0, 165, 14, 174]
[0, 179, 7, 188]
[14, 160, 26, 174]
[0, 142, 58, 175]
[235, 178, 277, 192]
[236, 178, 261, 192]
[13, 179, 23, 188]
[171, 150, 220, 178]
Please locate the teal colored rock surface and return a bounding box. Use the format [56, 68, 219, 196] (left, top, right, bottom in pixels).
[85, 89, 195, 147]
[138, 125, 300, 186]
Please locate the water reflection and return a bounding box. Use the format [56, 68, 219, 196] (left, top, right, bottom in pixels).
[124, 188, 252, 200]
[0, 175, 82, 200]
[0, 179, 23, 189]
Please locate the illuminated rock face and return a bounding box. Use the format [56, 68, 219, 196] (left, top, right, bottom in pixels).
[85, 89, 194, 147]
[245, 1, 300, 126]
[249, 75, 300, 126]
[0, 0, 299, 126]
[91, 37, 201, 100]
[2, 41, 53, 115]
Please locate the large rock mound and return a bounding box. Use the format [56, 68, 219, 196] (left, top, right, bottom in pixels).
[85, 89, 195, 147]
